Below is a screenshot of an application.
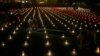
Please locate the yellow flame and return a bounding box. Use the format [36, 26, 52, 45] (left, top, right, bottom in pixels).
[9, 35, 12, 40]
[1, 27, 4, 31]
[24, 41, 28, 47]
[61, 34, 65, 38]
[96, 47, 100, 54]
[72, 49, 76, 55]
[21, 51, 26, 56]
[64, 40, 69, 45]
[1, 42, 5, 47]
[47, 50, 52, 56]
[13, 30, 16, 34]
[45, 41, 50, 46]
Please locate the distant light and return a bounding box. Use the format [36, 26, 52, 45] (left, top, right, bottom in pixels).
[96, 29, 100, 33]
[53, 24, 55, 27]
[9, 23, 11, 25]
[1, 27, 4, 31]
[44, 30, 47, 34]
[13, 30, 16, 34]
[18, 25, 21, 27]
[75, 24, 77, 27]
[79, 27, 82, 30]
[71, 30, 75, 34]
[97, 3, 100, 6]
[16, 27, 19, 31]
[72, 2, 75, 5]
[89, 23, 91, 25]
[72, 49, 77, 55]
[13, 21, 15, 23]
[22, 1, 25, 3]
[5, 25, 8, 28]
[26, 1, 28, 3]
[10, 12, 13, 15]
[58, 7, 66, 10]
[20, 23, 22, 25]
[28, 31, 31, 34]
[24, 41, 28, 47]
[67, 27, 70, 30]
[39, 1, 45, 4]
[71, 22, 73, 25]
[45, 41, 50, 46]
[77, 7, 84, 11]
[61, 34, 65, 39]
[64, 24, 67, 27]
[1, 42, 5, 47]
[45, 35, 49, 39]
[85, 24, 88, 27]
[26, 35, 30, 39]
[44, 27, 46, 30]
[9, 35, 12, 40]
[94, 24, 97, 27]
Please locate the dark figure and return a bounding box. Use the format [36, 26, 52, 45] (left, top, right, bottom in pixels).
[77, 30, 97, 56]
[28, 18, 38, 31]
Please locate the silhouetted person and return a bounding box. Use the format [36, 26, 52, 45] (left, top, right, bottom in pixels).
[77, 30, 97, 56]
[28, 18, 32, 30]
[28, 18, 38, 31]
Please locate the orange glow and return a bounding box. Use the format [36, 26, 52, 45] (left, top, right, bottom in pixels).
[96, 47, 100, 54]
[21, 51, 26, 56]
[47, 50, 53, 56]
[1, 42, 5, 47]
[45, 41, 50, 46]
[64, 40, 69, 45]
[72, 49, 77, 55]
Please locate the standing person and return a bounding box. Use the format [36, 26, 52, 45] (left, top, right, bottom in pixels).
[28, 18, 33, 31]
[77, 29, 97, 56]
[32, 18, 38, 30]
[28, 17, 38, 31]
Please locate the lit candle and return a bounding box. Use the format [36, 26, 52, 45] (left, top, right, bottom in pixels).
[28, 31, 31, 34]
[45, 35, 49, 39]
[47, 50, 52, 56]
[96, 29, 100, 33]
[71, 22, 73, 25]
[26, 35, 30, 39]
[1, 42, 5, 47]
[18, 25, 21, 27]
[20, 23, 22, 25]
[72, 49, 77, 55]
[72, 30, 75, 34]
[79, 27, 82, 30]
[53, 24, 55, 27]
[85, 24, 88, 27]
[13, 30, 16, 34]
[45, 41, 50, 46]
[1, 27, 4, 31]
[94, 24, 97, 27]
[96, 47, 100, 54]
[44, 30, 47, 34]
[64, 24, 66, 27]
[21, 51, 26, 56]
[75, 25, 77, 27]
[16, 27, 19, 30]
[24, 41, 28, 47]
[9, 23, 11, 25]
[67, 27, 70, 30]
[61, 34, 65, 39]
[5, 25, 7, 28]
[64, 40, 69, 45]
[9, 35, 12, 40]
